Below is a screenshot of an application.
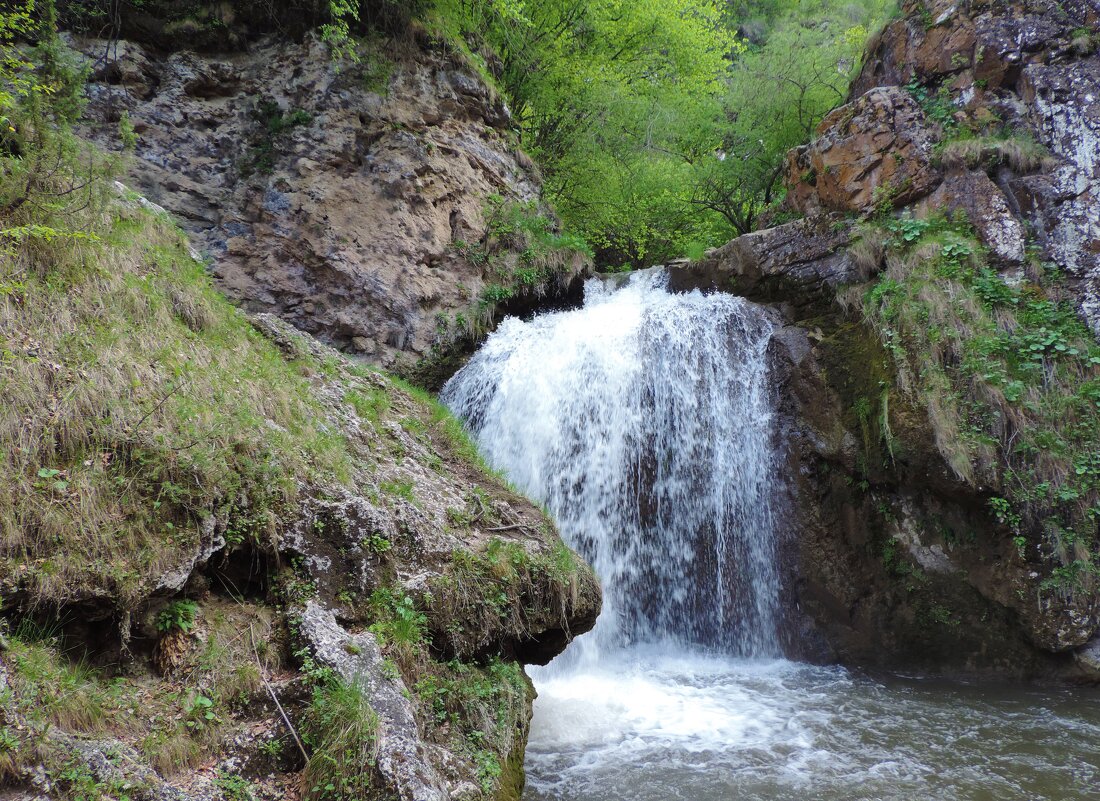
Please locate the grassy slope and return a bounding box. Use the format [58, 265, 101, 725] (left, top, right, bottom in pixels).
[0, 159, 593, 800]
[1, 195, 353, 608]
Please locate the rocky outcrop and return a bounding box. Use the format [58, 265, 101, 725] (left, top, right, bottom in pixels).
[75, 25, 588, 370]
[667, 217, 857, 314]
[785, 86, 942, 216]
[848, 0, 1100, 331]
[673, 0, 1100, 679]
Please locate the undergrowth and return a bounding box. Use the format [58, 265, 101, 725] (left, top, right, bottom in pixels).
[299, 656, 381, 801]
[859, 211, 1100, 596]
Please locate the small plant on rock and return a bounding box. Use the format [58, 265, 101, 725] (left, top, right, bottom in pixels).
[156, 600, 199, 634]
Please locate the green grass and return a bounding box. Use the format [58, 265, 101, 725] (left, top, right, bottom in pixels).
[1, 200, 358, 605]
[859, 212, 1100, 593]
[300, 674, 380, 801]
[460, 194, 591, 327]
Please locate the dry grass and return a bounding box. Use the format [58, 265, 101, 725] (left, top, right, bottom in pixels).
[140, 727, 206, 777]
[937, 134, 1055, 173]
[0, 201, 355, 606]
[848, 224, 889, 280]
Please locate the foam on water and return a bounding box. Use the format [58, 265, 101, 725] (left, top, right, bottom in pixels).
[523, 652, 1100, 801]
[442, 271, 1100, 800]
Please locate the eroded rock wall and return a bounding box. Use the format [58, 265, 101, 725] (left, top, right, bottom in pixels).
[75, 23, 587, 371]
[674, 0, 1100, 679]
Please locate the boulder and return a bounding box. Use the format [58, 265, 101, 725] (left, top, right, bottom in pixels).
[785, 87, 942, 216]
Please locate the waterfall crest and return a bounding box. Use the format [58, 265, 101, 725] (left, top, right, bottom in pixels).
[442, 270, 782, 659]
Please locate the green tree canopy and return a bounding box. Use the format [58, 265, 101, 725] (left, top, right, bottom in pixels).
[430, 0, 895, 268]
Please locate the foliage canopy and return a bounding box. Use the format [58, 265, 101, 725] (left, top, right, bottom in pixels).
[428, 0, 894, 268]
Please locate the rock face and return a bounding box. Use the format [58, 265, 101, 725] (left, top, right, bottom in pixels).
[673, 0, 1100, 679]
[76, 27, 587, 368]
[785, 87, 942, 216]
[845, 0, 1100, 332]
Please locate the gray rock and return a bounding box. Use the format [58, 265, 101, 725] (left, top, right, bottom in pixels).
[297, 601, 451, 801]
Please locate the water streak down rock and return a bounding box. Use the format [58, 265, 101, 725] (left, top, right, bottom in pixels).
[443, 271, 787, 660]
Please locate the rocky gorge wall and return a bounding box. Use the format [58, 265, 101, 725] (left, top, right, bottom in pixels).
[74, 6, 589, 377]
[672, 0, 1100, 679]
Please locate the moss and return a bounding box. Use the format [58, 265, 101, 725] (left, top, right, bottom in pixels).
[494, 737, 527, 801]
[814, 319, 899, 479]
[858, 213, 1100, 594]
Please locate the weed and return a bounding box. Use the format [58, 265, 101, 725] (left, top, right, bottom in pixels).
[301, 677, 380, 801]
[240, 99, 313, 176]
[214, 771, 255, 801]
[156, 600, 199, 634]
[368, 587, 428, 645]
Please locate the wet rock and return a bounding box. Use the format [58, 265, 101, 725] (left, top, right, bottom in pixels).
[1075, 635, 1100, 677]
[668, 218, 857, 313]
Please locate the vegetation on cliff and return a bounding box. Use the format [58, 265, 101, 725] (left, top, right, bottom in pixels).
[859, 213, 1100, 598]
[426, 0, 896, 268]
[0, 5, 599, 798]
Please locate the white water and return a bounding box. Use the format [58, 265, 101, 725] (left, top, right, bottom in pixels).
[442, 272, 1100, 800]
[443, 270, 783, 659]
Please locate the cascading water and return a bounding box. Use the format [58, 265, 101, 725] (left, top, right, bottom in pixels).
[442, 269, 783, 660]
[442, 271, 1100, 801]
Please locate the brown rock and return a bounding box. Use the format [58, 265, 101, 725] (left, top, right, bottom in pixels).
[849, 0, 976, 98]
[77, 35, 588, 370]
[785, 86, 942, 216]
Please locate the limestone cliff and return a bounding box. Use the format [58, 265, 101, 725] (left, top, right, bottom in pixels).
[74, 7, 589, 376]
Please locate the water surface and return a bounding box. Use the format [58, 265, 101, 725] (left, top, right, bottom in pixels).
[524, 651, 1100, 801]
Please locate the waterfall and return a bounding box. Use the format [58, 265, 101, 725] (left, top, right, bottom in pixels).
[442, 269, 783, 659]
[441, 271, 1100, 801]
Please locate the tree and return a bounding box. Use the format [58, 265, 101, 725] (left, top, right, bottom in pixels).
[433, 0, 739, 266]
[688, 0, 891, 235]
